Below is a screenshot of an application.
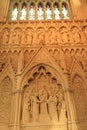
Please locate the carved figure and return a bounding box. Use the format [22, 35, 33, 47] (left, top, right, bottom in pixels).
[54, 6, 61, 20]
[45, 5, 52, 20]
[20, 6, 27, 20]
[38, 30, 45, 44]
[59, 99, 67, 122]
[31, 92, 40, 122]
[37, 6, 43, 20]
[3, 29, 10, 44]
[48, 93, 58, 122]
[49, 29, 57, 44]
[29, 5, 35, 20]
[39, 88, 50, 122]
[26, 32, 33, 45]
[13, 29, 21, 44]
[62, 6, 69, 19]
[72, 28, 81, 43]
[11, 7, 18, 20]
[60, 28, 69, 43]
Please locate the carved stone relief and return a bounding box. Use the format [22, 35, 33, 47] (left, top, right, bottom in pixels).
[21, 66, 67, 124]
[60, 27, 69, 44]
[48, 27, 57, 45]
[24, 28, 33, 45]
[12, 28, 21, 44]
[71, 27, 81, 44]
[37, 28, 45, 45]
[2, 28, 10, 44]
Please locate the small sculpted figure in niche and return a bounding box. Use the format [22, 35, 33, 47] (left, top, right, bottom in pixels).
[45, 5, 52, 20]
[20, 5, 27, 20]
[60, 28, 69, 44]
[49, 29, 57, 45]
[39, 88, 50, 122]
[30, 92, 40, 122]
[13, 30, 21, 44]
[72, 27, 81, 44]
[54, 5, 61, 20]
[58, 92, 67, 122]
[38, 30, 45, 44]
[29, 5, 35, 20]
[3, 29, 10, 44]
[47, 91, 58, 122]
[62, 5, 69, 19]
[37, 5, 44, 20]
[11, 6, 18, 20]
[26, 32, 33, 45]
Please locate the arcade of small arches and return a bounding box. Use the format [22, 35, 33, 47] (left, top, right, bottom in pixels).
[9, 0, 71, 21]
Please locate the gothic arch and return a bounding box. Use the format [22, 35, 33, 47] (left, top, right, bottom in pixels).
[21, 63, 66, 91]
[20, 64, 69, 126]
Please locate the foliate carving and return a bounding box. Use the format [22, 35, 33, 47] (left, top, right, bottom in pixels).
[0, 77, 12, 124]
[21, 66, 67, 124]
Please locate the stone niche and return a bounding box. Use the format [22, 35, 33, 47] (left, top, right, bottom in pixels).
[21, 65, 68, 130]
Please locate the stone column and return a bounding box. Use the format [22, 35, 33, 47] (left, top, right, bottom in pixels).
[63, 81, 79, 130]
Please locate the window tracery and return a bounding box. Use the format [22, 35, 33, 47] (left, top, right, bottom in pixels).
[9, 0, 71, 20]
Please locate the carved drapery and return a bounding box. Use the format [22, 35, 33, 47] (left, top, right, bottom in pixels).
[21, 66, 67, 124]
[0, 20, 87, 46]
